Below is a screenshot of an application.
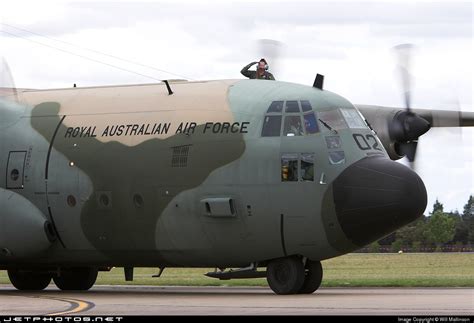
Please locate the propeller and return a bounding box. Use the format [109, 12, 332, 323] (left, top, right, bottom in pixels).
[0, 57, 27, 129]
[256, 39, 283, 78]
[0, 57, 19, 102]
[388, 44, 431, 165]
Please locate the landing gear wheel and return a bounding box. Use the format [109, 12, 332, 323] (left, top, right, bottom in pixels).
[266, 257, 305, 295]
[8, 269, 51, 291]
[53, 267, 98, 291]
[298, 260, 323, 294]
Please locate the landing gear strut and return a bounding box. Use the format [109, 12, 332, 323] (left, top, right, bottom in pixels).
[8, 269, 51, 291]
[266, 257, 323, 295]
[53, 267, 98, 291]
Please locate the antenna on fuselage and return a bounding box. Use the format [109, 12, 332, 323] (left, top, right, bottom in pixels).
[163, 80, 174, 95]
[313, 74, 324, 90]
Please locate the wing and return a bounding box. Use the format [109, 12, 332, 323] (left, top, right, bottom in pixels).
[355, 104, 474, 160]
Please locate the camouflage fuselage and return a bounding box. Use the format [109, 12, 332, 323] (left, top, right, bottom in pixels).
[0, 79, 387, 268]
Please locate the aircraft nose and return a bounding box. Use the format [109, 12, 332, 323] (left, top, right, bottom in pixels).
[332, 157, 427, 247]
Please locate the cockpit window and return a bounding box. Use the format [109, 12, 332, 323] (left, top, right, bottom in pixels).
[261, 115, 282, 137]
[340, 109, 366, 129]
[262, 100, 320, 137]
[303, 113, 319, 134]
[283, 116, 304, 136]
[300, 153, 314, 181]
[301, 100, 312, 112]
[285, 100, 300, 113]
[318, 110, 348, 130]
[267, 101, 284, 113]
[281, 154, 298, 181]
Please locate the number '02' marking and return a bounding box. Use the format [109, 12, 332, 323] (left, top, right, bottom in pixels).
[353, 134, 382, 151]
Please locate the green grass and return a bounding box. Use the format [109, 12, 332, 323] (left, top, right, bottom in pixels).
[1, 253, 472, 287]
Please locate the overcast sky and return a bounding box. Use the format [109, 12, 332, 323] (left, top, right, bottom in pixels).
[1, 0, 472, 213]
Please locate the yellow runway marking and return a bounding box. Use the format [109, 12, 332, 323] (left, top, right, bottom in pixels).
[27, 295, 95, 316]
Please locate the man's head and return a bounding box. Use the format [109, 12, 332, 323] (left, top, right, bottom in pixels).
[257, 58, 268, 71]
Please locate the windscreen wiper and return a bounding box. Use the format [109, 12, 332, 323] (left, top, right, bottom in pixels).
[318, 118, 338, 134]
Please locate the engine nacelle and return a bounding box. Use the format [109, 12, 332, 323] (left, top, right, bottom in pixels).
[0, 188, 54, 259]
[356, 105, 404, 160]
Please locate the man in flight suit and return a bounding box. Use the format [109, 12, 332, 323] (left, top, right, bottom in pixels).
[241, 58, 275, 80]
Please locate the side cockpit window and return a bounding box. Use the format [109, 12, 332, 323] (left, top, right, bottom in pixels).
[318, 110, 348, 130]
[281, 153, 315, 182]
[340, 108, 367, 129]
[300, 153, 314, 181]
[262, 100, 319, 137]
[318, 108, 367, 131]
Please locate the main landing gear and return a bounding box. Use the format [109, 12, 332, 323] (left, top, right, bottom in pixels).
[7, 267, 98, 291]
[8, 269, 52, 291]
[53, 267, 98, 291]
[266, 257, 323, 295]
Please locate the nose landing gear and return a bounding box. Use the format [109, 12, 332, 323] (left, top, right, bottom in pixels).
[266, 257, 323, 295]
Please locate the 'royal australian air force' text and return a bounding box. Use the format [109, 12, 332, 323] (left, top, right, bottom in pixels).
[64, 122, 250, 138]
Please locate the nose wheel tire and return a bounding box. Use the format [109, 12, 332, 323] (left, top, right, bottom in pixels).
[266, 257, 305, 295]
[298, 260, 323, 294]
[8, 269, 51, 291]
[53, 267, 98, 291]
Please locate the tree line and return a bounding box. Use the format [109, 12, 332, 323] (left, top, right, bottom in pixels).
[365, 195, 474, 252]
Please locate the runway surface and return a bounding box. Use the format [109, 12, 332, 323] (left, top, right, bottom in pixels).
[0, 285, 472, 315]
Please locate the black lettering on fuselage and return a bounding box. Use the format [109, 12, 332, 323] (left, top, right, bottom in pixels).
[124, 124, 133, 136]
[203, 122, 213, 134]
[202, 122, 250, 134]
[66, 121, 249, 138]
[161, 122, 170, 134]
[116, 125, 125, 136]
[221, 122, 230, 133]
[72, 127, 80, 137]
[102, 126, 110, 137]
[65, 127, 74, 138]
[240, 122, 249, 133]
[130, 124, 140, 136]
[175, 122, 197, 134]
[65, 126, 97, 138]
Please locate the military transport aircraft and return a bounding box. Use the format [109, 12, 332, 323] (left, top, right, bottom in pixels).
[0, 50, 473, 295]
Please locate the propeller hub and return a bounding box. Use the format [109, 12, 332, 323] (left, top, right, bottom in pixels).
[389, 111, 431, 142]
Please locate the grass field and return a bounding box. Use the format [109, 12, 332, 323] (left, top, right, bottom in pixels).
[1, 253, 473, 287]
